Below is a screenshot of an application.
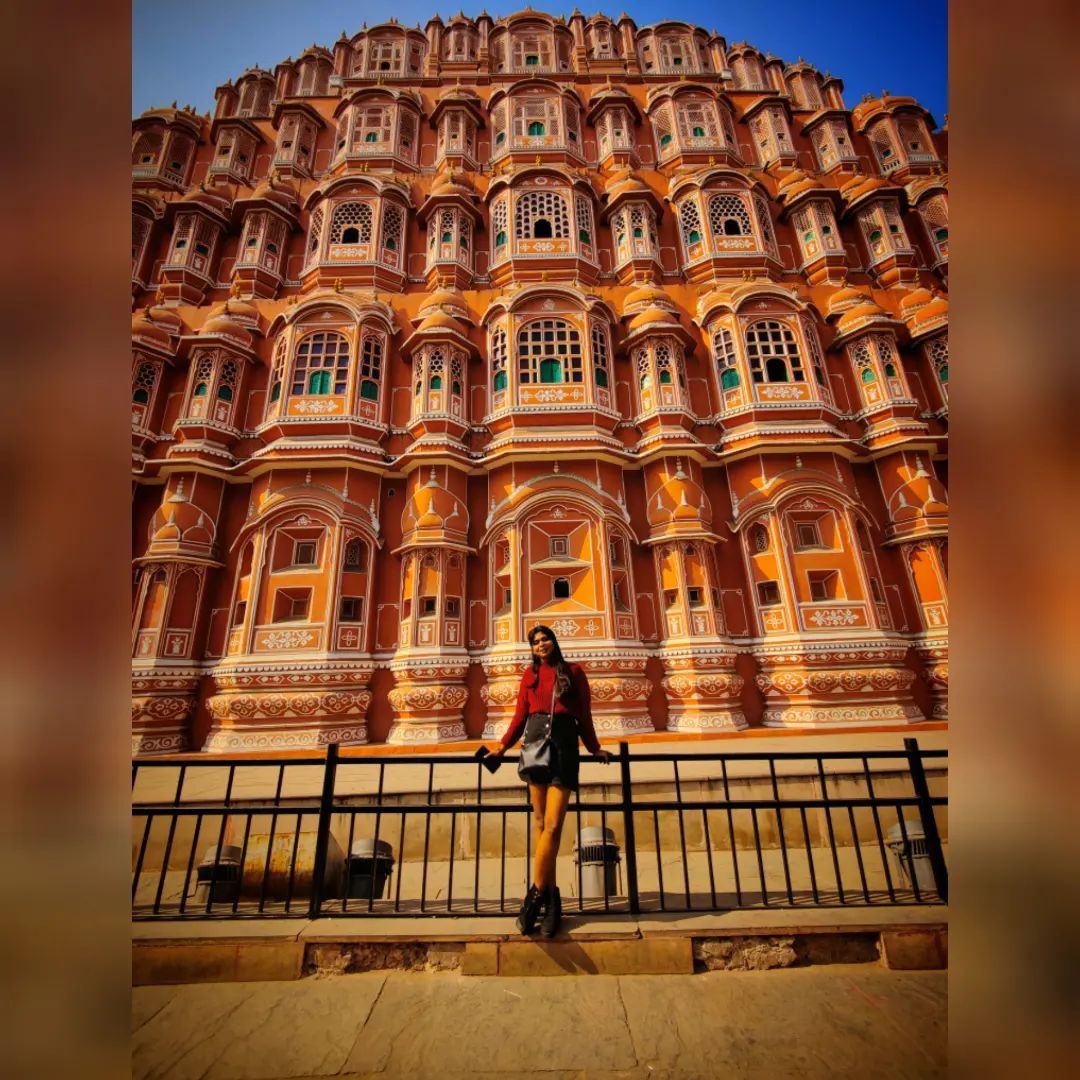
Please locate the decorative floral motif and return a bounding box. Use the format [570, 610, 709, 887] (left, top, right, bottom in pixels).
[808, 607, 861, 627]
[260, 629, 317, 649]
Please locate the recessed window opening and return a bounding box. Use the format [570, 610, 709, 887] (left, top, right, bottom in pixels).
[533, 218, 553, 239]
[293, 540, 317, 565]
[757, 580, 781, 606]
[553, 577, 571, 599]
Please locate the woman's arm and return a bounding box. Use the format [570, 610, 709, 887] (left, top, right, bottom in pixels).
[496, 673, 532, 752]
[572, 666, 606, 757]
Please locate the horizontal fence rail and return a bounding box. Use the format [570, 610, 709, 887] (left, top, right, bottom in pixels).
[131, 737, 947, 920]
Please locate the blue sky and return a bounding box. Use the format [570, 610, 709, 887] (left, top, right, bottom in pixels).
[132, 1, 947, 126]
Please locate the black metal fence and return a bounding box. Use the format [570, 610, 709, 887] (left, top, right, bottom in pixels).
[131, 738, 947, 921]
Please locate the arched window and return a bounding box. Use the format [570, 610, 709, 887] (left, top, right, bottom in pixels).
[132, 361, 157, 406]
[491, 328, 508, 393]
[714, 326, 739, 392]
[750, 523, 770, 553]
[591, 323, 610, 389]
[517, 319, 583, 385]
[745, 320, 804, 384]
[514, 190, 570, 241]
[527, 120, 545, 136]
[292, 331, 350, 397]
[679, 199, 704, 249]
[217, 359, 238, 400]
[708, 194, 753, 240]
[359, 334, 383, 402]
[329, 202, 373, 245]
[553, 577, 570, 599]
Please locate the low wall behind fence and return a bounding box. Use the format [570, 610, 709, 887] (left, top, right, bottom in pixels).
[131, 739, 947, 920]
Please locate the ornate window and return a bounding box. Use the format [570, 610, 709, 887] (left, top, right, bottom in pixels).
[381, 204, 404, 258]
[490, 328, 509, 403]
[575, 195, 595, 258]
[858, 201, 911, 263]
[185, 349, 241, 425]
[753, 193, 779, 259]
[920, 195, 949, 262]
[590, 322, 610, 391]
[132, 362, 157, 412]
[595, 107, 634, 157]
[517, 319, 583, 385]
[676, 99, 720, 145]
[359, 334, 383, 402]
[732, 54, 767, 90]
[849, 333, 908, 407]
[514, 190, 570, 240]
[678, 199, 704, 249]
[491, 197, 509, 261]
[868, 127, 900, 173]
[652, 105, 675, 157]
[305, 207, 324, 268]
[330, 202, 373, 245]
[266, 336, 288, 414]
[809, 119, 855, 169]
[635, 339, 688, 413]
[291, 331, 350, 396]
[804, 320, 832, 400]
[132, 214, 152, 277]
[745, 320, 804, 384]
[236, 79, 272, 118]
[714, 327, 739, 391]
[927, 336, 949, 399]
[708, 194, 752, 238]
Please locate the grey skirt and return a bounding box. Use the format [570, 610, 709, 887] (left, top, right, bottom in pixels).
[521, 711, 581, 792]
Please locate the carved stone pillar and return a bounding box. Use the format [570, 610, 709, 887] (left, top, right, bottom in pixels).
[131, 669, 199, 755]
[202, 661, 375, 752]
[659, 645, 746, 733]
[386, 656, 469, 743]
[754, 638, 923, 727]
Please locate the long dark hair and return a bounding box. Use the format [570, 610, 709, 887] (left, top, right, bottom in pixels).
[527, 624, 572, 699]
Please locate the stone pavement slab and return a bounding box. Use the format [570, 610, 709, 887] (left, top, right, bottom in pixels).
[132, 967, 946, 1080]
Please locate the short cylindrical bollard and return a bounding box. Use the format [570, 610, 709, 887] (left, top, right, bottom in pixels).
[194, 844, 242, 905]
[573, 826, 621, 899]
[347, 839, 395, 899]
[886, 822, 937, 894]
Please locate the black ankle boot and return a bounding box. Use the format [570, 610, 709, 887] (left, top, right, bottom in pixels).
[540, 885, 561, 939]
[515, 883, 543, 934]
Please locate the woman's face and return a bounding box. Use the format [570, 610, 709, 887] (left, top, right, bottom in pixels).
[530, 630, 555, 662]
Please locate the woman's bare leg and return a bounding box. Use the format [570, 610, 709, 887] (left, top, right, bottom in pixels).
[529, 783, 548, 889]
[535, 784, 573, 889]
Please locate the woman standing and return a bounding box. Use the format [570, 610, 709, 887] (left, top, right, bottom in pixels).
[486, 625, 611, 937]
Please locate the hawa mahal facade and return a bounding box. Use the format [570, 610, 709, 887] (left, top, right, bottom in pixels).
[131, 10, 948, 755]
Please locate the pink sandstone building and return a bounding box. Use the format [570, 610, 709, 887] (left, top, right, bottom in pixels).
[131, 9, 948, 754]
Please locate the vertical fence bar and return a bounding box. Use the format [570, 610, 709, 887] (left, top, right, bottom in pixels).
[618, 742, 640, 915]
[904, 738, 948, 902]
[258, 765, 286, 914]
[720, 759, 741, 907]
[862, 755, 897, 903]
[767, 760, 794, 905]
[817, 756, 845, 904]
[673, 760, 692, 910]
[420, 763, 435, 913]
[367, 763, 386, 914]
[308, 743, 339, 920]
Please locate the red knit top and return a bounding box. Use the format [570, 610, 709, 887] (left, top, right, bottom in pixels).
[500, 661, 602, 756]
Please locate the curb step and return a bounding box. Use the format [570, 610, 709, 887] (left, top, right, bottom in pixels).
[132, 921, 947, 984]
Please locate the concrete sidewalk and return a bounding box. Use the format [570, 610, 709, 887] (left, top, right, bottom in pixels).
[132, 965, 947, 1079]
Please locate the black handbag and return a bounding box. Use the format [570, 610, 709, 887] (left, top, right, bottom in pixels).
[517, 684, 557, 782]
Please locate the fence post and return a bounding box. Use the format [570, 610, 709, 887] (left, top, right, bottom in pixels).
[903, 737, 948, 903]
[308, 742, 339, 919]
[618, 741, 640, 915]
